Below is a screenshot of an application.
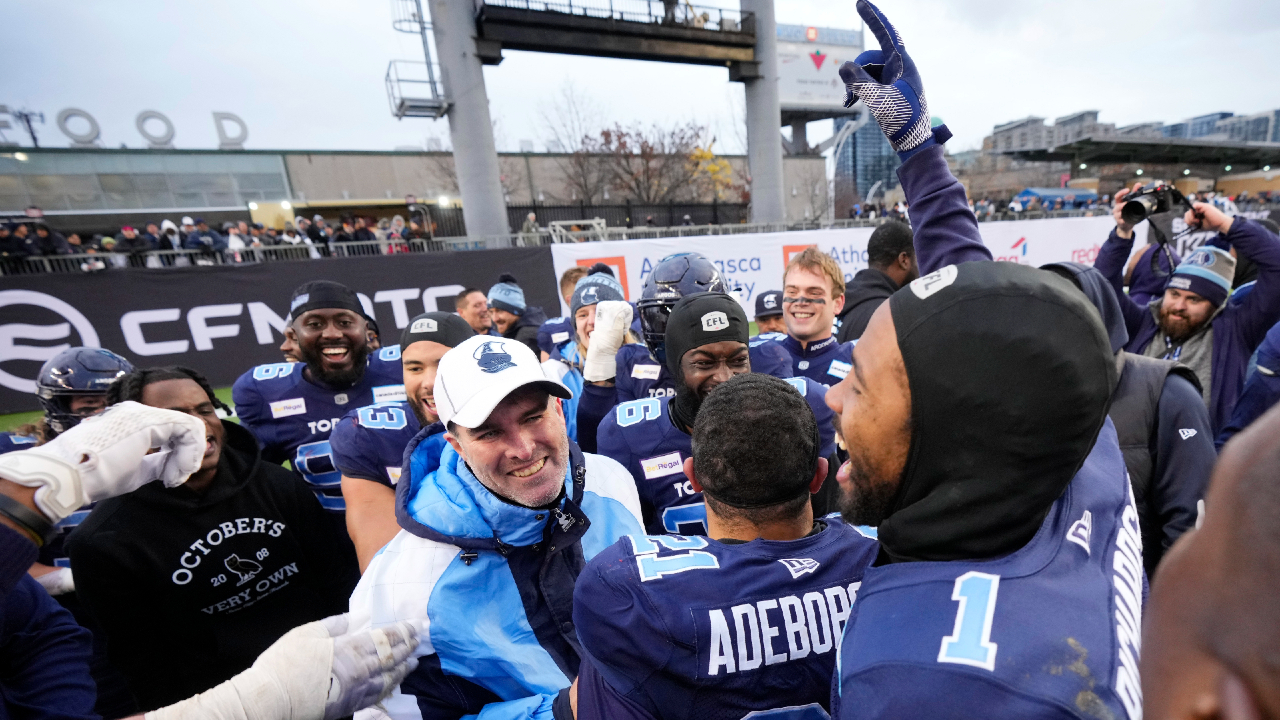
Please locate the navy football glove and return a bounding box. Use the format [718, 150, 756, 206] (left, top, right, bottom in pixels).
[839, 0, 950, 158]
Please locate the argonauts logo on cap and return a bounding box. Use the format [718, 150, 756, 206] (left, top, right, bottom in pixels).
[580, 286, 600, 305]
[474, 340, 516, 374]
[410, 317, 438, 333]
[764, 295, 778, 309]
[701, 311, 729, 331]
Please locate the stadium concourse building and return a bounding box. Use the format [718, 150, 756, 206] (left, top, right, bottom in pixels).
[0, 146, 827, 236]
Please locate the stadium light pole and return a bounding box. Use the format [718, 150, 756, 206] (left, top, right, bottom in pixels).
[431, 0, 510, 239]
[741, 0, 786, 224]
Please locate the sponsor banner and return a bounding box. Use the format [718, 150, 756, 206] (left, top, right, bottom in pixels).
[0, 247, 557, 413]
[550, 217, 1149, 318]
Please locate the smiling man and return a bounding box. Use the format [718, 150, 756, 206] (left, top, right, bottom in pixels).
[1095, 186, 1280, 435]
[330, 312, 474, 571]
[234, 281, 404, 514]
[68, 367, 358, 712]
[348, 334, 645, 720]
[780, 247, 856, 387]
[597, 292, 837, 536]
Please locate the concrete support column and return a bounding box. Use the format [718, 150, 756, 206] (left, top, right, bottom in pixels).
[741, 0, 785, 223]
[431, 0, 509, 237]
[791, 120, 808, 154]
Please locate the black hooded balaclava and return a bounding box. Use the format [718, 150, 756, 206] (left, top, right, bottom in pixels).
[1040, 261, 1129, 354]
[664, 292, 750, 432]
[879, 261, 1117, 563]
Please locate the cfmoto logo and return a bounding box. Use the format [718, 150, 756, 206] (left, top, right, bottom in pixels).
[0, 290, 100, 393]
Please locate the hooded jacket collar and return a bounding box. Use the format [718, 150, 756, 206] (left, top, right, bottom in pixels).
[395, 423, 589, 553]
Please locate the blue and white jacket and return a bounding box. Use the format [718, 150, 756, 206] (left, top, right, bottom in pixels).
[349, 426, 645, 720]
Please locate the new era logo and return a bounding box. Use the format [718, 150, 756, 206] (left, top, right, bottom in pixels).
[701, 311, 729, 331]
[778, 558, 820, 579]
[1066, 510, 1092, 555]
[1179, 428, 1197, 440]
[410, 317, 437, 333]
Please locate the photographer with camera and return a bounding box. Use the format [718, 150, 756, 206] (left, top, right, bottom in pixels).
[1094, 184, 1280, 434]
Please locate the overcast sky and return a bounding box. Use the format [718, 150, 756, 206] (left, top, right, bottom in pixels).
[4, 0, 1279, 156]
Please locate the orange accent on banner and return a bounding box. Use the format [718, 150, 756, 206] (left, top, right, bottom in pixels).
[576, 256, 630, 298]
[782, 244, 818, 267]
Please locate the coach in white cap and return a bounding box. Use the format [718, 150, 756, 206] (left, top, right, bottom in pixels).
[348, 335, 643, 719]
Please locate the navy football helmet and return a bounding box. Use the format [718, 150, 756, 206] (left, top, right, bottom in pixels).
[36, 347, 134, 435]
[637, 253, 727, 361]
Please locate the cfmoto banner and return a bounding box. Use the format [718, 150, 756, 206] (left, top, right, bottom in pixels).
[0, 248, 557, 413]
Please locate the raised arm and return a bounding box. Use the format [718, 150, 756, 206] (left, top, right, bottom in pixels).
[838, 0, 988, 272]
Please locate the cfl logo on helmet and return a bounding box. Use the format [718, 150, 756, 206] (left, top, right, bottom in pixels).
[701, 311, 729, 331]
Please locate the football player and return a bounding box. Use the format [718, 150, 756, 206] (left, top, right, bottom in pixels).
[233, 281, 404, 513]
[331, 312, 475, 571]
[827, 3, 1138, 717]
[597, 293, 836, 536]
[619, 253, 792, 403]
[780, 247, 856, 387]
[538, 266, 590, 360]
[542, 267, 635, 452]
[574, 373, 878, 719]
[2, 348, 134, 595]
[751, 290, 787, 336]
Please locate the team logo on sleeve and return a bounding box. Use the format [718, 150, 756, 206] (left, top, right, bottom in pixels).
[778, 558, 820, 578]
[1066, 510, 1092, 555]
[474, 340, 516, 373]
[410, 317, 438, 333]
[701, 311, 730, 331]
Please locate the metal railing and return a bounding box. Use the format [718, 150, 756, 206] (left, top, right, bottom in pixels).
[481, 0, 752, 33]
[7, 205, 1275, 275]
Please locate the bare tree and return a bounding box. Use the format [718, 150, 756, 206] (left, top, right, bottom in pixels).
[599, 122, 706, 204]
[796, 162, 832, 221]
[540, 84, 610, 204]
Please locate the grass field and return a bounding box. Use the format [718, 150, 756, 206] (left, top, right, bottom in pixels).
[0, 386, 239, 432]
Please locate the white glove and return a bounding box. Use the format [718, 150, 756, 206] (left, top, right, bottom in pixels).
[35, 567, 75, 596]
[146, 614, 423, 720]
[0, 401, 207, 523]
[583, 301, 633, 382]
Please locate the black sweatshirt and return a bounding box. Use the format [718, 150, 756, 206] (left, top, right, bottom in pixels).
[66, 421, 359, 711]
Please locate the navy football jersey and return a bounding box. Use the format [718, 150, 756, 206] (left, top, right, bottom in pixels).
[537, 316, 575, 357]
[330, 400, 426, 488]
[615, 341, 796, 403]
[834, 420, 1142, 720]
[779, 335, 855, 387]
[233, 346, 405, 512]
[574, 519, 880, 720]
[597, 378, 837, 536]
[0, 431, 38, 455]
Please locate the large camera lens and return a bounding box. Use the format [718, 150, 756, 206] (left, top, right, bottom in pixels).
[1121, 195, 1160, 225]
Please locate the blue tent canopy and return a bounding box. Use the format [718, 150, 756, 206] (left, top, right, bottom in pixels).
[1014, 187, 1100, 207]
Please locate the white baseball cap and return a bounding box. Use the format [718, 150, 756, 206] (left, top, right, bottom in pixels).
[181, 216, 194, 226]
[434, 336, 572, 429]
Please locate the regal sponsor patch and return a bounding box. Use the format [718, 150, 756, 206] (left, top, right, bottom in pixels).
[828, 360, 851, 379]
[270, 398, 307, 418]
[551, 331, 570, 344]
[641, 451, 684, 479]
[631, 364, 662, 380]
[387, 467, 403, 485]
[373, 385, 407, 403]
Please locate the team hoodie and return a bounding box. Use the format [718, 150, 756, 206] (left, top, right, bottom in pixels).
[66, 421, 359, 711]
